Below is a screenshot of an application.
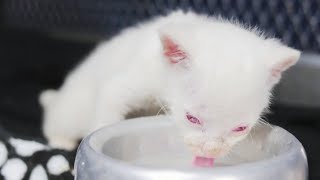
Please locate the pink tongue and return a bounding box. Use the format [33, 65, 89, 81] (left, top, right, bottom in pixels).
[193, 156, 215, 167]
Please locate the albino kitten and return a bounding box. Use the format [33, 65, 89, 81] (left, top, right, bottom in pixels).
[40, 10, 300, 161]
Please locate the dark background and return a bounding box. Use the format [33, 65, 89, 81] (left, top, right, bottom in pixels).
[0, 0, 319, 179]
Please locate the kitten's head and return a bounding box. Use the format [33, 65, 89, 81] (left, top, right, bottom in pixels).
[159, 16, 300, 158]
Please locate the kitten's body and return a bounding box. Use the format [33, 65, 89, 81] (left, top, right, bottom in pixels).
[40, 11, 300, 158]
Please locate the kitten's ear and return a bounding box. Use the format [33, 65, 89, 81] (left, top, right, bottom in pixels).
[267, 44, 301, 85]
[159, 34, 188, 64]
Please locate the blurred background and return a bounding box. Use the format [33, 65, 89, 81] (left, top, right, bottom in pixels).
[0, 0, 319, 179]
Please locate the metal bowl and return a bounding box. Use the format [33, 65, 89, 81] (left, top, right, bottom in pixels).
[74, 116, 308, 180]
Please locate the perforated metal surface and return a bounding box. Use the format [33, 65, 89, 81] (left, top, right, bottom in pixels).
[3, 0, 320, 52]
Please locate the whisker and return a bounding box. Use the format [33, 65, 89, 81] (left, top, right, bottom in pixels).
[156, 105, 166, 116]
[223, 152, 231, 162]
[248, 133, 254, 146]
[155, 97, 170, 118]
[258, 117, 273, 129]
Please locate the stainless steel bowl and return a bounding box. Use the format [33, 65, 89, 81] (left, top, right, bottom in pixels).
[74, 116, 308, 180]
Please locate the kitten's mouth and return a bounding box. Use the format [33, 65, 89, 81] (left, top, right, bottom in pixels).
[193, 156, 215, 167]
[189, 146, 231, 167]
[188, 145, 230, 159]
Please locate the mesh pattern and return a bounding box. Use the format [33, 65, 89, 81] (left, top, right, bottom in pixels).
[3, 0, 320, 52]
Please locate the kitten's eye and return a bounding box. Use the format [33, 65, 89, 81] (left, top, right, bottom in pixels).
[186, 113, 202, 125]
[231, 125, 249, 134]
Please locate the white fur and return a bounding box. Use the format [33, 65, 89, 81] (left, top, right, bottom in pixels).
[40, 10, 300, 156]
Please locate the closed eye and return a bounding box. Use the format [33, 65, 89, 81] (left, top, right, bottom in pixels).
[186, 113, 202, 125]
[231, 125, 249, 135]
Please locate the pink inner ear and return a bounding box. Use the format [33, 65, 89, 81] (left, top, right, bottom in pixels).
[271, 59, 293, 77]
[162, 36, 187, 64]
[270, 58, 297, 84]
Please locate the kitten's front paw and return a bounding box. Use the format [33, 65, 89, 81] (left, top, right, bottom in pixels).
[47, 136, 78, 151]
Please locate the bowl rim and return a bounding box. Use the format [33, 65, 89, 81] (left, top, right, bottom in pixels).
[79, 115, 307, 175]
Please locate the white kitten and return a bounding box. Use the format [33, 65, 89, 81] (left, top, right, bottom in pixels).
[39, 10, 300, 158]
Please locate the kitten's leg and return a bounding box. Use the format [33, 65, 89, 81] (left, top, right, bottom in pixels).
[41, 83, 95, 150]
